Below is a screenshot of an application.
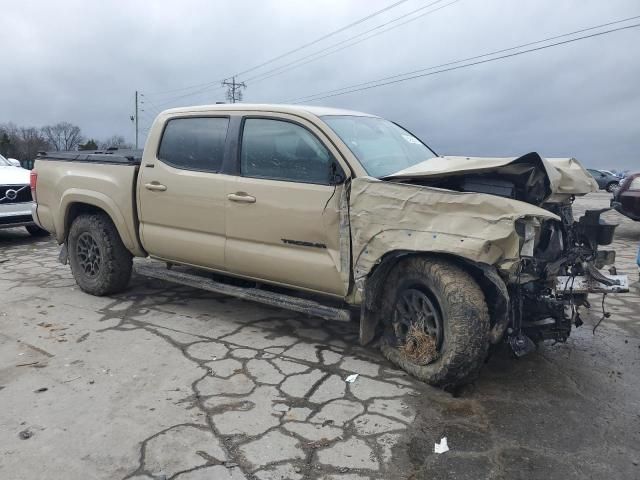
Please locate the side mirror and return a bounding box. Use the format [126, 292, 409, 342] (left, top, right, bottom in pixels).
[330, 161, 347, 185]
[7, 158, 21, 167]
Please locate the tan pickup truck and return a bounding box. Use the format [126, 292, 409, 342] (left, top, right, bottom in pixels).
[32, 104, 628, 387]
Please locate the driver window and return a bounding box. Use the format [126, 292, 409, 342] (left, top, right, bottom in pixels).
[240, 118, 334, 185]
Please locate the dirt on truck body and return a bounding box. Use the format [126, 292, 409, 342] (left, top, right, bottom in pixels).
[31, 103, 629, 388]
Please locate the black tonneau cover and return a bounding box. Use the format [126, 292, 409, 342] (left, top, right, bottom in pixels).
[37, 148, 142, 165]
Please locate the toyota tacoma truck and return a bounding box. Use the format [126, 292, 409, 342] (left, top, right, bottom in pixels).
[31, 104, 629, 387]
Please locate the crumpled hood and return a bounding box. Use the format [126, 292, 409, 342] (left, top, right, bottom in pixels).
[386, 152, 598, 204]
[0, 165, 30, 185]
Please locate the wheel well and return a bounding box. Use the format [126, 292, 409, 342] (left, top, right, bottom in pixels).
[360, 251, 509, 344]
[65, 203, 105, 240]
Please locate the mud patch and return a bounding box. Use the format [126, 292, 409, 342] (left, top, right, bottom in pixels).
[398, 324, 438, 366]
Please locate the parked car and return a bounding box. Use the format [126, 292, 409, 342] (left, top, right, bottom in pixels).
[31, 104, 628, 387]
[0, 153, 48, 236]
[587, 168, 620, 192]
[612, 172, 640, 221]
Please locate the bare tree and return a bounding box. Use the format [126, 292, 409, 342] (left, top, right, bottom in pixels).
[99, 134, 133, 150]
[19, 127, 50, 159]
[41, 122, 83, 151]
[0, 122, 51, 160]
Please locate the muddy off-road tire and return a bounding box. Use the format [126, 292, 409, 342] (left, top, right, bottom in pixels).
[25, 225, 49, 237]
[68, 213, 132, 296]
[379, 256, 490, 388]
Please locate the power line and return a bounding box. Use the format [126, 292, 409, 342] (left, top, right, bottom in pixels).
[140, 93, 167, 114]
[243, 0, 456, 85]
[137, 112, 156, 125]
[287, 19, 640, 104]
[142, 78, 225, 98]
[234, 0, 412, 78]
[140, 93, 174, 117]
[150, 84, 226, 109]
[141, 1, 457, 108]
[245, 0, 458, 85]
[142, 0, 413, 101]
[289, 14, 640, 103]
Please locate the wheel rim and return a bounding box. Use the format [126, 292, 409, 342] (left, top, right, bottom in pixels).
[76, 232, 102, 277]
[393, 288, 444, 350]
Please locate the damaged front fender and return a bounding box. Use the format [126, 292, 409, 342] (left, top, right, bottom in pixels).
[349, 177, 559, 292]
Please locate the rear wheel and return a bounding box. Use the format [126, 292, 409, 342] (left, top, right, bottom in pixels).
[379, 256, 490, 388]
[606, 182, 619, 193]
[68, 213, 132, 296]
[25, 225, 49, 237]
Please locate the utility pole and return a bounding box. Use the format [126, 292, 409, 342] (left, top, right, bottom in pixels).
[130, 91, 139, 149]
[134, 90, 139, 149]
[222, 76, 246, 103]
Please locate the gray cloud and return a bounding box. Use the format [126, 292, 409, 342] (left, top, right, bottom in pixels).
[2, 0, 639, 169]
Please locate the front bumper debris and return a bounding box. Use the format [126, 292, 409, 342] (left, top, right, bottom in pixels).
[556, 274, 629, 294]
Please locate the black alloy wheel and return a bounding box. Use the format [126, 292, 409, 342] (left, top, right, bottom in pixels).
[392, 287, 444, 353]
[76, 232, 102, 277]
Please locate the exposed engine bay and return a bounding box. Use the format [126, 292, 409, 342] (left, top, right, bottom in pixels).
[508, 203, 625, 355]
[383, 152, 628, 356]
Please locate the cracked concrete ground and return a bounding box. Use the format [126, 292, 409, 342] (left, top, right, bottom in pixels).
[1, 192, 639, 480]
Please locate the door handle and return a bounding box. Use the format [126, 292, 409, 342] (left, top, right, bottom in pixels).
[144, 182, 167, 192]
[227, 192, 256, 203]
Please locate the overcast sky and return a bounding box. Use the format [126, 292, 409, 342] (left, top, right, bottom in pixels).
[3, 0, 639, 169]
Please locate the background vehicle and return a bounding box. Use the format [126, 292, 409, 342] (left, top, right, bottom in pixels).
[587, 168, 620, 192]
[0, 153, 48, 236]
[612, 171, 640, 221]
[31, 104, 627, 387]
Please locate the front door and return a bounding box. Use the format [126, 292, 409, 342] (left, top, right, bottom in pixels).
[138, 116, 229, 270]
[225, 116, 348, 296]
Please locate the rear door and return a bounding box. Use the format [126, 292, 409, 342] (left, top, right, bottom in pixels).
[137, 116, 229, 270]
[225, 114, 348, 296]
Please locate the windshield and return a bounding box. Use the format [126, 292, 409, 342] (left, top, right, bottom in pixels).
[322, 115, 436, 177]
[0, 154, 11, 166]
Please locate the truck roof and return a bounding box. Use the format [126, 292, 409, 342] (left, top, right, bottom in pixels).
[37, 105, 374, 165]
[162, 103, 378, 118]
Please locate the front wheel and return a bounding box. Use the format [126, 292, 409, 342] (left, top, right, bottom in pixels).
[68, 213, 132, 296]
[379, 257, 490, 388]
[606, 182, 619, 193]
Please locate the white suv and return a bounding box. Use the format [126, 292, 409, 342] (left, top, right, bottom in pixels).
[0, 154, 48, 236]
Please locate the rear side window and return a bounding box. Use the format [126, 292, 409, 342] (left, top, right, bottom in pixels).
[158, 117, 229, 172]
[240, 118, 333, 184]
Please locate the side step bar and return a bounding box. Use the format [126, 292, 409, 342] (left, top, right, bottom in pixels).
[134, 262, 352, 323]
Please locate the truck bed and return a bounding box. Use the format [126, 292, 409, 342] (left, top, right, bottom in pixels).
[37, 149, 143, 165]
[33, 150, 145, 256]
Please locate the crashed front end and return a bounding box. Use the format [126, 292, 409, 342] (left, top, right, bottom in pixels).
[502, 203, 627, 355]
[351, 152, 628, 354]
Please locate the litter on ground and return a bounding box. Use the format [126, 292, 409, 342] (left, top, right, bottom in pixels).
[345, 373, 359, 383]
[434, 437, 449, 454]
